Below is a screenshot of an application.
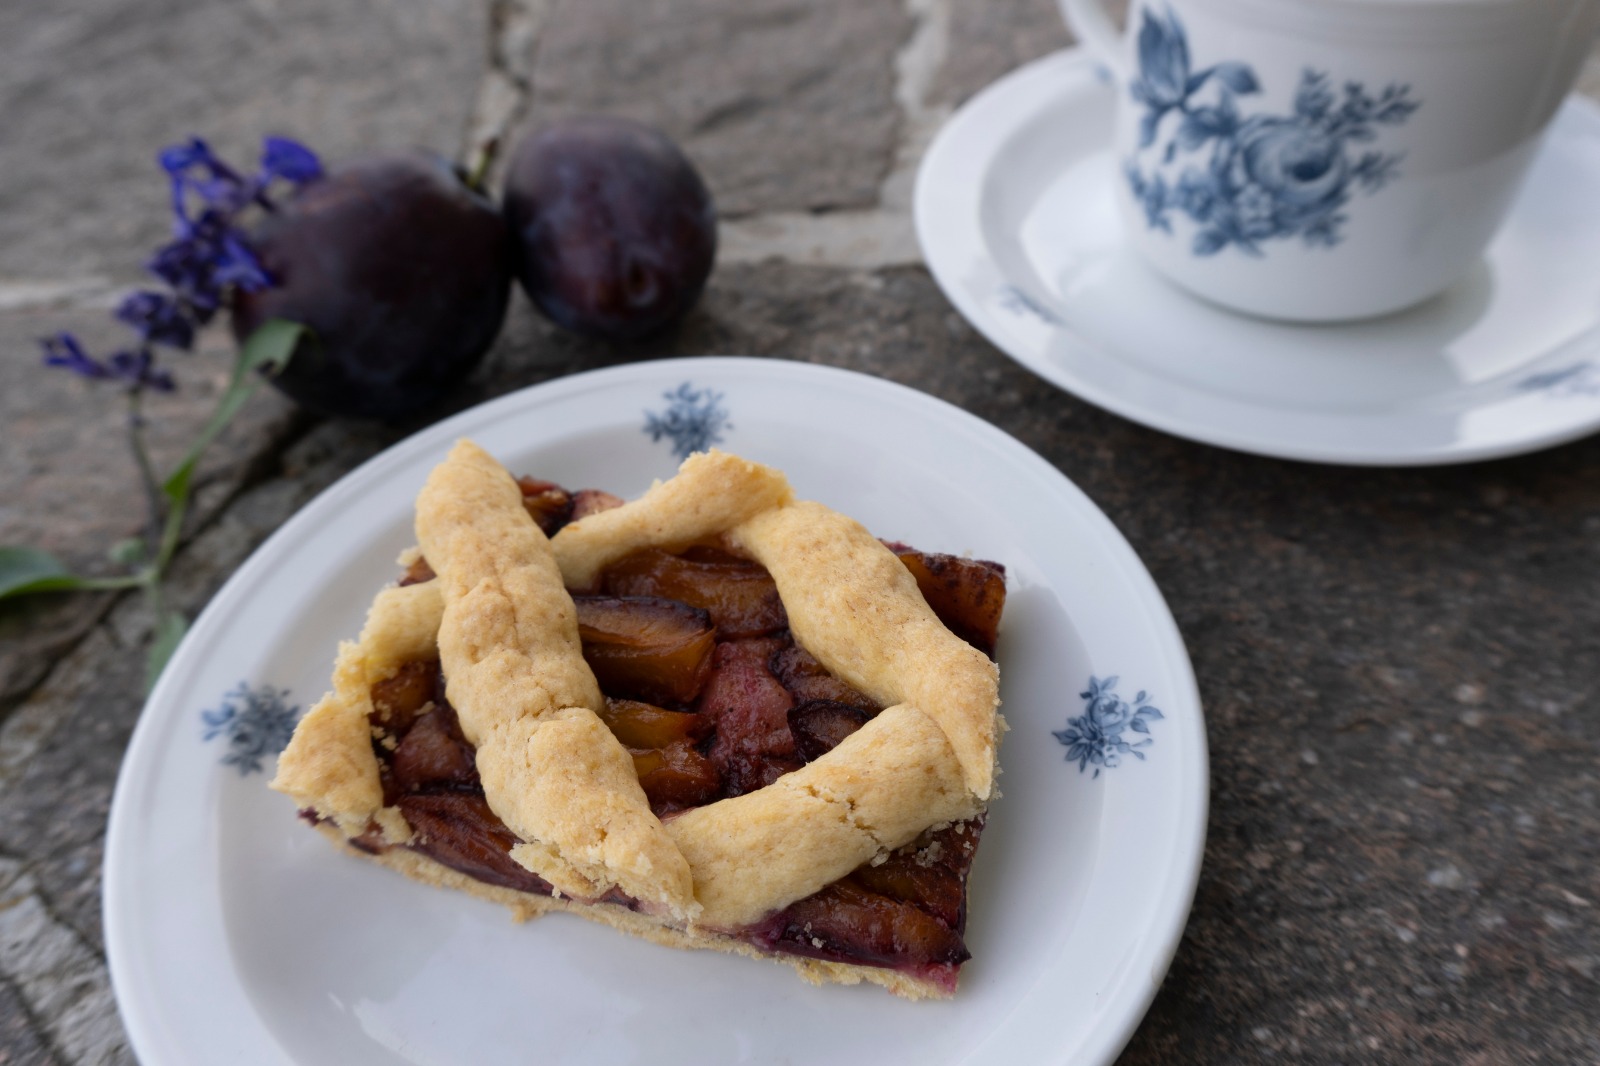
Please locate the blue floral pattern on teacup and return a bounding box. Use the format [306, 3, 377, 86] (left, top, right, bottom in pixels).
[1053, 675, 1164, 777]
[1124, 7, 1419, 257]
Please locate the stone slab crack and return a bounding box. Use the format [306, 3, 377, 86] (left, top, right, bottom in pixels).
[718, 0, 953, 269]
[461, 0, 551, 167]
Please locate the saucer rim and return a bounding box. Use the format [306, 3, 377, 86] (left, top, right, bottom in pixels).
[915, 46, 1600, 467]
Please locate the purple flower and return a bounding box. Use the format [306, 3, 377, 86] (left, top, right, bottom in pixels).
[157, 136, 215, 176]
[108, 349, 176, 393]
[115, 291, 195, 350]
[146, 210, 271, 318]
[259, 137, 323, 185]
[46, 133, 320, 396]
[160, 136, 275, 231]
[161, 137, 244, 227]
[207, 219, 272, 291]
[40, 333, 111, 380]
[38, 334, 174, 392]
[147, 235, 221, 319]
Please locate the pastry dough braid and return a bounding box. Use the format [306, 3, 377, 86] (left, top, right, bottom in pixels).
[416, 440, 697, 919]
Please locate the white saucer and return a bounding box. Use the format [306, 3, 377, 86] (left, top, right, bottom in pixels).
[915, 48, 1600, 466]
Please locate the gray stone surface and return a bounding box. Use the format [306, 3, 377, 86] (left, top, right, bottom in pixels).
[934, 0, 1074, 107]
[0, 977, 56, 1066]
[3, 0, 1600, 1063]
[525, 0, 910, 215]
[0, 0, 486, 281]
[0, 861, 128, 1066]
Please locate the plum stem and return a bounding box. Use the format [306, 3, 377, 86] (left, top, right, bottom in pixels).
[465, 136, 500, 195]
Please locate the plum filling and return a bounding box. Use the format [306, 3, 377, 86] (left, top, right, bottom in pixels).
[748, 818, 984, 987]
[332, 476, 1004, 986]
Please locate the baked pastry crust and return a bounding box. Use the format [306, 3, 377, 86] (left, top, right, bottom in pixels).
[314, 824, 950, 999]
[273, 441, 1001, 979]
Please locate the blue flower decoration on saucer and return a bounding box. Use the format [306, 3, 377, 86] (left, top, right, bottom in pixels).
[1123, 7, 1419, 257]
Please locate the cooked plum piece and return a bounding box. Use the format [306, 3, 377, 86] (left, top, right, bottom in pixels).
[629, 740, 722, 813]
[570, 489, 625, 522]
[770, 644, 880, 712]
[573, 595, 716, 705]
[788, 699, 871, 763]
[849, 821, 981, 929]
[699, 639, 801, 796]
[599, 697, 710, 749]
[369, 659, 443, 733]
[891, 547, 1007, 658]
[402, 479, 621, 559]
[395, 792, 553, 895]
[516, 476, 574, 534]
[389, 706, 477, 793]
[600, 546, 787, 638]
[759, 881, 970, 968]
[398, 556, 437, 586]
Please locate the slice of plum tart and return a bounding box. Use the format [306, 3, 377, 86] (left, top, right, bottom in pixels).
[272, 442, 1005, 999]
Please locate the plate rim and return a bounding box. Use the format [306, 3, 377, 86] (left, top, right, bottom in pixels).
[104, 355, 1207, 1066]
[914, 46, 1600, 467]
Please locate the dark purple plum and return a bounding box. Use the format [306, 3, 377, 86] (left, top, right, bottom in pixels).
[503, 116, 716, 340]
[231, 151, 512, 420]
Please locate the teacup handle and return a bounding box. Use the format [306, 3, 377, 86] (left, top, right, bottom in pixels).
[1061, 0, 1127, 79]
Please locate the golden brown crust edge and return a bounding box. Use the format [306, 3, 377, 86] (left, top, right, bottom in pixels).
[271, 580, 444, 835]
[315, 824, 954, 1000]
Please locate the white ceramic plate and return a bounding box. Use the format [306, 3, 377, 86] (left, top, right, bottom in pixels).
[915, 48, 1600, 466]
[105, 357, 1206, 1066]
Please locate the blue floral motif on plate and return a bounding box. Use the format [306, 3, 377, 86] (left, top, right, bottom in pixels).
[1054, 675, 1165, 777]
[643, 382, 732, 459]
[201, 681, 299, 776]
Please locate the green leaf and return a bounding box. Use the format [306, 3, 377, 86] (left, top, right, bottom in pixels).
[156, 319, 309, 569]
[0, 547, 88, 598]
[144, 610, 189, 694]
[109, 537, 147, 567]
[0, 546, 142, 600]
[162, 318, 306, 501]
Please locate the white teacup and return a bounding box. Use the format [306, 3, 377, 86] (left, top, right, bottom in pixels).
[1062, 0, 1600, 321]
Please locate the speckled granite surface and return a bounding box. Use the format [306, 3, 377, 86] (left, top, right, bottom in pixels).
[1, 1, 1596, 1063]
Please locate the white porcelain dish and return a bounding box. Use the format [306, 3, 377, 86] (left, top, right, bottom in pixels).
[105, 357, 1206, 1066]
[915, 48, 1600, 465]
